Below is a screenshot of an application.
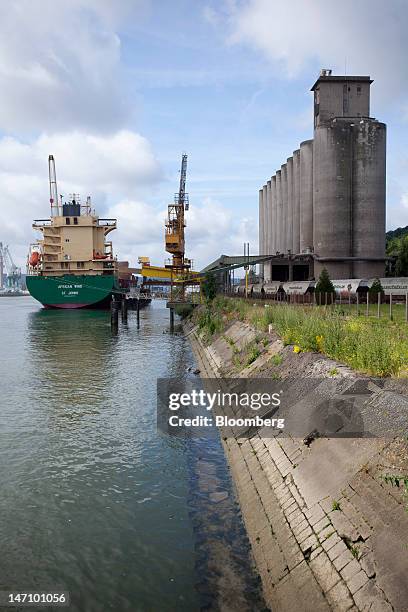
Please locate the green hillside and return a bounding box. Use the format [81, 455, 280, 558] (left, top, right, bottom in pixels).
[386, 225, 408, 274]
[386, 225, 408, 244]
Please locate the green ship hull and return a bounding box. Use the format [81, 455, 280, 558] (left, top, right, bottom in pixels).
[26, 274, 118, 309]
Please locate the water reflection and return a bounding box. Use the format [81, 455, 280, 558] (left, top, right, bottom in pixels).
[0, 300, 267, 612]
[27, 309, 114, 418]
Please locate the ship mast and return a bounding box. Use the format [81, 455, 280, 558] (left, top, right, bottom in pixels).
[48, 155, 59, 217]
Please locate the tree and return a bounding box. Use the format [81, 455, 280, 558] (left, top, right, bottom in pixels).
[315, 268, 335, 294]
[369, 278, 383, 295]
[396, 236, 408, 276]
[201, 272, 217, 302]
[369, 278, 384, 303]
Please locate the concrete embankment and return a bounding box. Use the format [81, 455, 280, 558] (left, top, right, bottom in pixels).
[185, 317, 408, 612]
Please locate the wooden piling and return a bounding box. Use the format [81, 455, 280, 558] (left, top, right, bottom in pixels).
[121, 297, 128, 324]
[111, 298, 119, 331]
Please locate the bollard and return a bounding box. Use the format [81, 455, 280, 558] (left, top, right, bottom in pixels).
[389, 293, 393, 320]
[366, 292, 369, 317]
[136, 298, 140, 328]
[169, 307, 174, 332]
[356, 292, 359, 316]
[121, 298, 128, 324]
[377, 292, 381, 318]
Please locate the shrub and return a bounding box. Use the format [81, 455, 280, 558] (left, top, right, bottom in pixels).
[315, 268, 335, 293]
[201, 272, 217, 302]
[315, 268, 335, 303]
[369, 278, 384, 303]
[174, 303, 194, 318]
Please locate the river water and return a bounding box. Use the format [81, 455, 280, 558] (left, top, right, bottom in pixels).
[0, 297, 266, 612]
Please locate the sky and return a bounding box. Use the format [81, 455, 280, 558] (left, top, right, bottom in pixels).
[1, 0, 408, 271]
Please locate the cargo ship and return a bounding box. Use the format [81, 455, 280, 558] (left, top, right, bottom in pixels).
[26, 155, 145, 309]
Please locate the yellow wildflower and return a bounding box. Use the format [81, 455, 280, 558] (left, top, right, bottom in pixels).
[293, 345, 301, 354]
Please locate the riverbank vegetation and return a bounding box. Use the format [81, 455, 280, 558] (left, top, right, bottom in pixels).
[193, 296, 408, 377]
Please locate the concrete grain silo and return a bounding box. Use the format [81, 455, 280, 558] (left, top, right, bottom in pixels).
[271, 176, 277, 254]
[259, 188, 264, 278]
[292, 150, 300, 254]
[262, 183, 268, 255]
[258, 70, 386, 282]
[281, 164, 288, 253]
[311, 72, 386, 279]
[300, 140, 313, 254]
[313, 122, 353, 278]
[275, 170, 282, 253]
[265, 180, 272, 280]
[352, 120, 386, 278]
[286, 157, 294, 253]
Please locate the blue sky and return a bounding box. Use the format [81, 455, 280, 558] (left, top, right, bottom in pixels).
[0, 0, 407, 269]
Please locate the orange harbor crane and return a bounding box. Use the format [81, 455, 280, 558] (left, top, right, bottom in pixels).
[165, 154, 195, 299]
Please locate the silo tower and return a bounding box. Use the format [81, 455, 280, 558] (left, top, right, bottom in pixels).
[312, 69, 386, 279]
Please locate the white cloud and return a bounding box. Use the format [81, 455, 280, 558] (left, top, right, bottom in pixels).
[387, 193, 408, 230]
[210, 0, 408, 107]
[0, 130, 162, 267]
[0, 0, 146, 133]
[0, 130, 161, 197]
[185, 198, 257, 269]
[105, 197, 257, 271]
[0, 133, 255, 272]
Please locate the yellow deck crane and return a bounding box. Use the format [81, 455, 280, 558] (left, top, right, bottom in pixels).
[165, 154, 191, 274]
[139, 154, 201, 302]
[164, 154, 195, 300]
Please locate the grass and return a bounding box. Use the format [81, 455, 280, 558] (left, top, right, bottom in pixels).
[245, 341, 261, 367]
[223, 335, 235, 347]
[192, 297, 408, 378]
[271, 354, 283, 366]
[350, 545, 360, 559]
[336, 302, 407, 323]
[381, 474, 408, 512]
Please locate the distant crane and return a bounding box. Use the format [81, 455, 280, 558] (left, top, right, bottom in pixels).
[165, 153, 191, 275]
[0, 243, 22, 289]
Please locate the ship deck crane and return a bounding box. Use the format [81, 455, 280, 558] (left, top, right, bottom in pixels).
[48, 155, 60, 216]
